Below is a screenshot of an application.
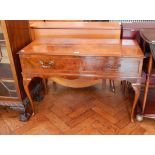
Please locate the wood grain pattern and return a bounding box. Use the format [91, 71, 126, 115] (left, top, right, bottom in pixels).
[19, 37, 144, 121]
[3, 20, 32, 100]
[30, 22, 119, 92]
[20, 55, 142, 79]
[19, 38, 143, 80]
[29, 22, 121, 41]
[0, 20, 43, 120]
[30, 22, 120, 29]
[29, 22, 121, 88]
[0, 21, 31, 102]
[19, 38, 143, 57]
[1, 82, 155, 135]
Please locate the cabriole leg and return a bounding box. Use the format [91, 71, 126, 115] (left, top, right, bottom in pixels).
[142, 54, 153, 113]
[131, 84, 140, 122]
[23, 78, 35, 116]
[42, 78, 48, 94]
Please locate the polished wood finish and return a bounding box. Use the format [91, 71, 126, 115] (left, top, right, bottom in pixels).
[23, 78, 35, 115]
[0, 21, 31, 101]
[1, 82, 155, 135]
[3, 20, 32, 99]
[142, 54, 153, 113]
[121, 23, 155, 121]
[121, 22, 155, 85]
[30, 22, 121, 40]
[139, 29, 155, 120]
[19, 38, 144, 122]
[29, 22, 121, 89]
[121, 22, 155, 39]
[19, 38, 143, 57]
[30, 22, 120, 29]
[0, 21, 43, 120]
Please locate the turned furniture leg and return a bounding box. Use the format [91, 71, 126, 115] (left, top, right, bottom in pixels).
[42, 78, 48, 94]
[142, 54, 153, 114]
[131, 84, 141, 122]
[23, 78, 35, 116]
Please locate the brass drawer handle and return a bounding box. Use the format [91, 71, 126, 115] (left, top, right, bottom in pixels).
[104, 64, 121, 70]
[39, 60, 54, 69]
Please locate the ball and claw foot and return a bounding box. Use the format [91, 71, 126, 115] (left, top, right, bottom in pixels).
[19, 112, 31, 122]
[136, 114, 144, 122]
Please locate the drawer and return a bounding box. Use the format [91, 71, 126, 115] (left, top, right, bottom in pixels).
[20, 55, 81, 73]
[20, 55, 142, 77]
[81, 57, 141, 77]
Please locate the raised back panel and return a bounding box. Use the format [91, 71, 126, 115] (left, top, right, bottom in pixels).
[30, 22, 121, 40]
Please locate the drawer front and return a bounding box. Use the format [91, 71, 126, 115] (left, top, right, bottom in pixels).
[80, 57, 142, 79]
[20, 55, 81, 73]
[81, 57, 141, 76]
[20, 55, 142, 77]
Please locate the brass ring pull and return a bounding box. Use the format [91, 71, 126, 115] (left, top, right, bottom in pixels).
[39, 60, 54, 69]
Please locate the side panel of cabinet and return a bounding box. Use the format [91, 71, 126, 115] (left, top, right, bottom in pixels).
[2, 20, 32, 100]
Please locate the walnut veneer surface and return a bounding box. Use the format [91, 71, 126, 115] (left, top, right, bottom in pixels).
[19, 38, 142, 56]
[29, 22, 121, 89]
[19, 38, 144, 122]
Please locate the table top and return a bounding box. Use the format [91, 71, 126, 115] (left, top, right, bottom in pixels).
[19, 38, 144, 58]
[140, 29, 155, 43]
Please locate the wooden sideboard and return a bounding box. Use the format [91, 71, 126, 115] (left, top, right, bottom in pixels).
[19, 38, 144, 122]
[29, 21, 121, 89]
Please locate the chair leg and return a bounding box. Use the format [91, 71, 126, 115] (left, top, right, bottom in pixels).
[142, 76, 150, 113]
[131, 84, 141, 122]
[142, 54, 153, 114]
